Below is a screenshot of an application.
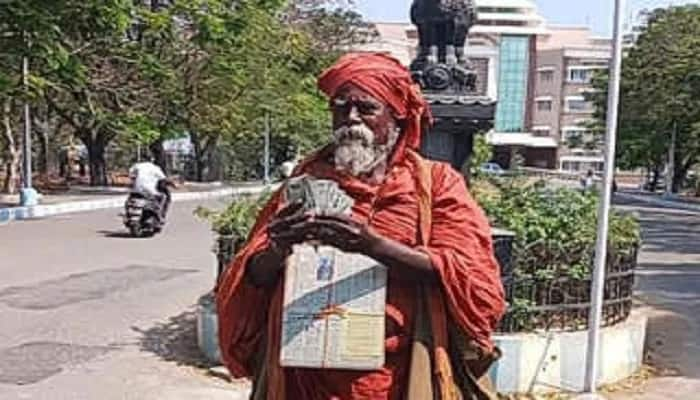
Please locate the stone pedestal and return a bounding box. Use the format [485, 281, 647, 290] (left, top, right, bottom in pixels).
[196, 293, 221, 364]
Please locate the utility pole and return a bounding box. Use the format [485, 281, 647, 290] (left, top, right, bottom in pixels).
[577, 0, 625, 398]
[665, 121, 677, 197]
[264, 112, 271, 184]
[19, 35, 38, 207]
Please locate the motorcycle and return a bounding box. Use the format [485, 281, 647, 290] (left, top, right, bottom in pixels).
[123, 193, 164, 237]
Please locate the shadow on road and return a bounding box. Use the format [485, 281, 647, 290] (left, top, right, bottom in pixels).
[132, 309, 214, 369]
[97, 230, 137, 239]
[641, 307, 695, 378]
[626, 198, 700, 381]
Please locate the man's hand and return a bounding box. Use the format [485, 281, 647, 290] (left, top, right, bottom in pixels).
[246, 201, 309, 287]
[308, 213, 437, 283]
[251, 205, 437, 285]
[267, 201, 311, 255]
[305, 214, 379, 254]
[165, 178, 180, 189]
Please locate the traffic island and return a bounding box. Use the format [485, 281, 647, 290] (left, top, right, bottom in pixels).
[196, 187, 647, 396]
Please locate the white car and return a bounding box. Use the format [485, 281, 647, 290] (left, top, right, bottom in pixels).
[480, 162, 505, 176]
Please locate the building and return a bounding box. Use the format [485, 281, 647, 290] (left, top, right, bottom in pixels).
[357, 3, 616, 172]
[359, 0, 548, 169]
[530, 26, 611, 172]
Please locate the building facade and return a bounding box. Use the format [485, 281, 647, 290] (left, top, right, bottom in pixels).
[531, 26, 611, 172]
[358, 2, 611, 172]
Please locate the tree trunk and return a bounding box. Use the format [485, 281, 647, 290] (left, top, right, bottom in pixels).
[37, 129, 50, 175]
[2, 99, 20, 194]
[81, 131, 108, 186]
[673, 156, 697, 193]
[203, 137, 221, 182]
[190, 131, 205, 182]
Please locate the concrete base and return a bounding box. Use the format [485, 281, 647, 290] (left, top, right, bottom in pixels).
[195, 291, 646, 396]
[572, 394, 609, 400]
[19, 187, 40, 207]
[490, 311, 647, 394]
[197, 293, 221, 364]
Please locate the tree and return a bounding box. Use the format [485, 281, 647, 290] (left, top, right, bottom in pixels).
[0, 0, 147, 186]
[467, 133, 492, 177]
[147, 0, 374, 181]
[0, 98, 21, 194]
[287, 1, 378, 58]
[0, 0, 378, 187]
[588, 5, 700, 192]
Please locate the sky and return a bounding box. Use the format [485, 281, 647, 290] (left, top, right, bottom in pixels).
[353, 0, 699, 36]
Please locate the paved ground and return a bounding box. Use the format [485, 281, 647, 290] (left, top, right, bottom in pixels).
[0, 200, 250, 400]
[608, 197, 700, 399]
[1, 193, 699, 400]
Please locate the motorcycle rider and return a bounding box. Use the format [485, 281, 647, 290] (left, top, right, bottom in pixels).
[128, 157, 176, 221]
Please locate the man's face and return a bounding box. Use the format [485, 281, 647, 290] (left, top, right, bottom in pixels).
[330, 84, 400, 177]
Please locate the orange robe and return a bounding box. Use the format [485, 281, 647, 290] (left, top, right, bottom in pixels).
[216, 152, 505, 400]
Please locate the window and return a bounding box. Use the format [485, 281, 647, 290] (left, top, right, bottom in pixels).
[495, 36, 530, 132]
[562, 127, 588, 147]
[567, 65, 606, 84]
[561, 161, 582, 172]
[565, 96, 590, 112]
[562, 129, 583, 141]
[532, 127, 551, 137]
[568, 68, 593, 83]
[536, 100, 552, 112]
[539, 70, 554, 83]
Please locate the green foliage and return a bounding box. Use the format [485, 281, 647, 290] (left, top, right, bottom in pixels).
[467, 133, 493, 177]
[588, 5, 700, 189]
[472, 177, 641, 330]
[472, 177, 640, 280]
[1, 0, 375, 184]
[194, 191, 273, 238]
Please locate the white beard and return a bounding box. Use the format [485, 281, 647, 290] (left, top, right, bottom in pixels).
[333, 124, 399, 177]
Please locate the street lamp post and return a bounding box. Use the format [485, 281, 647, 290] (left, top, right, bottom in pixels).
[19, 46, 38, 207]
[263, 112, 271, 185]
[577, 0, 625, 398]
[664, 121, 676, 197]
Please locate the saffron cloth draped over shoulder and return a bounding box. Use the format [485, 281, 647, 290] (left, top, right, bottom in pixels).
[215, 53, 506, 400]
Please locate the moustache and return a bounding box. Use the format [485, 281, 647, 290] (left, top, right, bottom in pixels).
[333, 124, 375, 147]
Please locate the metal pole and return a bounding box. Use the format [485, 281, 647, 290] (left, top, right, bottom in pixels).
[264, 112, 270, 184]
[582, 0, 625, 394]
[22, 55, 32, 189]
[665, 121, 676, 197]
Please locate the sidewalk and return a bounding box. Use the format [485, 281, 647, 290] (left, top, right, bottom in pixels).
[605, 200, 700, 399]
[0, 182, 273, 225]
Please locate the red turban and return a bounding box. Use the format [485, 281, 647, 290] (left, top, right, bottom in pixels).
[318, 53, 431, 155]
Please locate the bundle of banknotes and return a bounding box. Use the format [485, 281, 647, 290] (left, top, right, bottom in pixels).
[284, 175, 354, 215]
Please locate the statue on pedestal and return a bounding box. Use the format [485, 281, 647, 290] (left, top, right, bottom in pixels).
[410, 0, 478, 93]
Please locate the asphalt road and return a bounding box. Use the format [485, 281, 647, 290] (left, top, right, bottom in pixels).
[0, 200, 250, 400]
[1, 195, 699, 400]
[611, 197, 700, 399]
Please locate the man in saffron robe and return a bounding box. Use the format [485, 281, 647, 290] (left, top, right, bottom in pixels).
[216, 53, 506, 400]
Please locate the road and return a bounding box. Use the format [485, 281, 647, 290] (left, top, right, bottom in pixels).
[611, 197, 700, 399]
[0, 200, 250, 400]
[1, 194, 699, 400]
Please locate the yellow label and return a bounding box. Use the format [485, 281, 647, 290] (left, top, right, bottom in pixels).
[341, 314, 384, 360]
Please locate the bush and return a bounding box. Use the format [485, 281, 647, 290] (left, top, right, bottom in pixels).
[472, 177, 641, 331]
[472, 177, 640, 280]
[465, 133, 493, 177]
[194, 191, 273, 239]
